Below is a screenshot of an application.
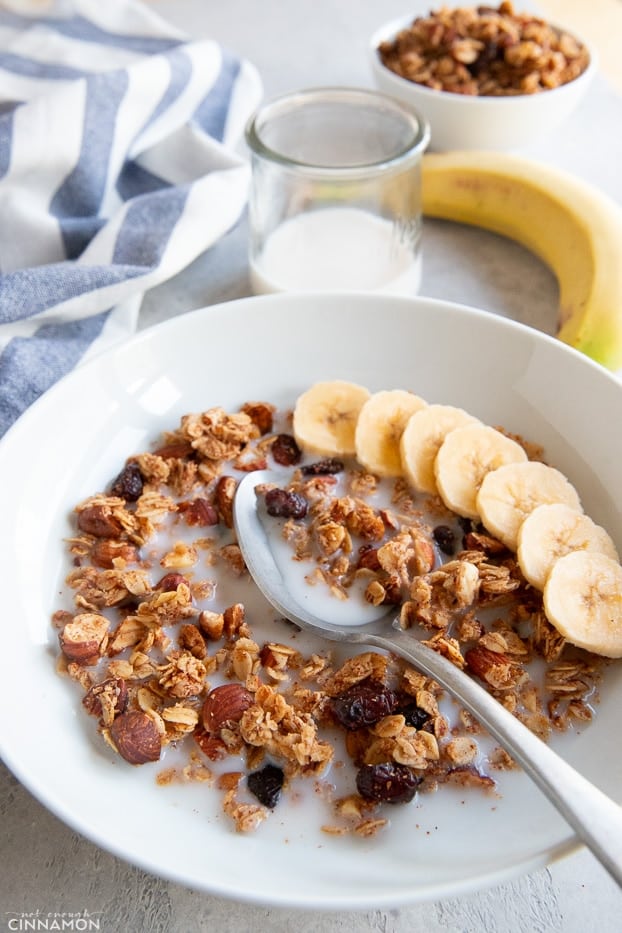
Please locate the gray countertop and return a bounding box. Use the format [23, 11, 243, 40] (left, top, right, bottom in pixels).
[2, 1, 622, 930]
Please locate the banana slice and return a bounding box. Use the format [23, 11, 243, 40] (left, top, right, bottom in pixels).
[543, 551, 622, 658]
[293, 380, 371, 456]
[477, 461, 582, 551]
[517, 502, 619, 591]
[400, 404, 480, 495]
[355, 389, 428, 477]
[434, 424, 527, 519]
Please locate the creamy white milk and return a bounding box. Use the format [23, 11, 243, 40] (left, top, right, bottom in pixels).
[266, 522, 391, 627]
[250, 206, 421, 295]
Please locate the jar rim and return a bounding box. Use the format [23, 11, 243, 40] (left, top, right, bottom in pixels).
[245, 86, 430, 177]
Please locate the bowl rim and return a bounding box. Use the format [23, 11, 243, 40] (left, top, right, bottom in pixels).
[369, 12, 598, 105]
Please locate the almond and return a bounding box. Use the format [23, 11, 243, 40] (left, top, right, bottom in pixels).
[465, 644, 523, 690]
[77, 504, 123, 538]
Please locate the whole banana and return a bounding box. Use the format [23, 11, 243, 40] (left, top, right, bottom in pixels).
[421, 151, 622, 372]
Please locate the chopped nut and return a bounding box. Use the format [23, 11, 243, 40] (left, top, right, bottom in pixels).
[214, 475, 237, 528]
[201, 683, 255, 733]
[198, 609, 225, 641]
[179, 623, 207, 659]
[160, 541, 199, 569]
[59, 612, 109, 665]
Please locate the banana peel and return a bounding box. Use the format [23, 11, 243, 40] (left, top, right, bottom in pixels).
[421, 151, 622, 371]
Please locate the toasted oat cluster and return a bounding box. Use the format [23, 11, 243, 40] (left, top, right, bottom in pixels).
[53, 398, 602, 836]
[378, 2, 590, 96]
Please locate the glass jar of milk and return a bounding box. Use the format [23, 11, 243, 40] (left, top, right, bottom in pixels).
[245, 88, 430, 295]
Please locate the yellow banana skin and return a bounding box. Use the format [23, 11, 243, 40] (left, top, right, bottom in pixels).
[421, 151, 622, 371]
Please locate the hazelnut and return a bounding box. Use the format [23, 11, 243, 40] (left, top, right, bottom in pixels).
[110, 710, 162, 764]
[201, 683, 254, 734]
[59, 612, 109, 665]
[155, 572, 187, 592]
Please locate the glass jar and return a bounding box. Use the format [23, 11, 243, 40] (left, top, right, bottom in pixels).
[245, 87, 430, 295]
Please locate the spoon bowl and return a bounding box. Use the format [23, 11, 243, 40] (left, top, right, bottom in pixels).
[234, 469, 622, 887]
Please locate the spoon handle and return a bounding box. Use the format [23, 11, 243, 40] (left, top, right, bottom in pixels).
[374, 628, 622, 888]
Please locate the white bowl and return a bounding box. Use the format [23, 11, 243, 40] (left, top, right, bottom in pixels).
[1, 292, 621, 908]
[370, 14, 597, 151]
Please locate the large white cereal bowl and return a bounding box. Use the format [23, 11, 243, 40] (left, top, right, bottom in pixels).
[1, 292, 622, 908]
[370, 15, 597, 151]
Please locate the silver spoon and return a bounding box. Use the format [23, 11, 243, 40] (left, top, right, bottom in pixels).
[234, 469, 622, 887]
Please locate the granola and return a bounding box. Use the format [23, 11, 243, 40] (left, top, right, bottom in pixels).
[53, 392, 605, 836]
[378, 2, 590, 96]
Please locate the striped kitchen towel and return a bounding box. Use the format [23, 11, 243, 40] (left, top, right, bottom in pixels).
[0, 0, 262, 437]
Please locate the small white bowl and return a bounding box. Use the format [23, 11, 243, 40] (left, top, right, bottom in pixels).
[370, 14, 597, 151]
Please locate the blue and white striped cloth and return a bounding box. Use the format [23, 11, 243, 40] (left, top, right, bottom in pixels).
[0, 0, 262, 436]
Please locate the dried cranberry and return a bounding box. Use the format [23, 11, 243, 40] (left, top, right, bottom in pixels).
[271, 433, 302, 466]
[433, 524, 456, 556]
[264, 487, 308, 519]
[401, 703, 431, 731]
[247, 763, 285, 808]
[110, 461, 143, 501]
[330, 680, 399, 730]
[356, 762, 421, 804]
[300, 458, 344, 476]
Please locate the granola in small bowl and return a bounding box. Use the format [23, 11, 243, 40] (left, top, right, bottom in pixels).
[370, 2, 596, 150]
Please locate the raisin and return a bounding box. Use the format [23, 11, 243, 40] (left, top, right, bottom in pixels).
[433, 524, 456, 556]
[300, 458, 344, 476]
[247, 763, 285, 808]
[271, 433, 302, 466]
[264, 487, 308, 519]
[401, 703, 431, 731]
[110, 461, 143, 501]
[356, 762, 421, 804]
[330, 680, 399, 730]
